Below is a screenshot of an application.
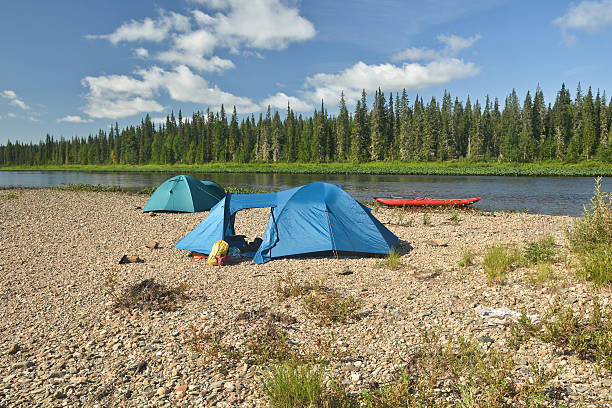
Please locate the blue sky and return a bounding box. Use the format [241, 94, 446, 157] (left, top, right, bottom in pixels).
[1, 0, 612, 144]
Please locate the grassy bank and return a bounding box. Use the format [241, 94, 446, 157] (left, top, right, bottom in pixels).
[2, 160, 612, 176]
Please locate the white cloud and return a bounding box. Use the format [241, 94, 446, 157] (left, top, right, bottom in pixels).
[1, 90, 30, 110]
[57, 115, 94, 123]
[89, 0, 315, 70]
[151, 116, 168, 125]
[211, 0, 316, 51]
[157, 29, 235, 72]
[392, 34, 481, 61]
[555, 0, 612, 44]
[7, 112, 16, 118]
[28, 117, 40, 122]
[304, 59, 480, 106]
[134, 48, 149, 58]
[260, 92, 312, 112]
[87, 10, 190, 44]
[81, 65, 260, 119]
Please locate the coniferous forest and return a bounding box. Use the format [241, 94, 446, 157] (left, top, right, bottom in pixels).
[1, 84, 612, 166]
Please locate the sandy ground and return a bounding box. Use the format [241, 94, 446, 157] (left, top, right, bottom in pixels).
[0, 188, 610, 407]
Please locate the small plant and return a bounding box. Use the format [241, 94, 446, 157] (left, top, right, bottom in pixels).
[567, 177, 612, 254]
[247, 319, 294, 364]
[576, 244, 612, 285]
[483, 244, 522, 282]
[1, 191, 19, 200]
[275, 273, 320, 300]
[105, 275, 188, 311]
[523, 235, 556, 265]
[528, 262, 557, 285]
[262, 360, 326, 408]
[448, 209, 461, 225]
[303, 289, 362, 325]
[458, 249, 475, 268]
[183, 326, 241, 373]
[509, 299, 612, 370]
[422, 211, 431, 226]
[377, 249, 402, 270]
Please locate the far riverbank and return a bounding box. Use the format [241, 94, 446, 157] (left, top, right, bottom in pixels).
[2, 160, 612, 177]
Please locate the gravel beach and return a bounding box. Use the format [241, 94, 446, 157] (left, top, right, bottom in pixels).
[0, 188, 610, 407]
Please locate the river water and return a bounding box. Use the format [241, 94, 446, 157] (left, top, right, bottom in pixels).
[0, 170, 609, 216]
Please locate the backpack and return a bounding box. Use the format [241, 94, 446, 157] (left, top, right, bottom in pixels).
[208, 240, 229, 266]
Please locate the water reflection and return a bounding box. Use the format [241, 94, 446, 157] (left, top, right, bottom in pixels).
[0, 170, 609, 216]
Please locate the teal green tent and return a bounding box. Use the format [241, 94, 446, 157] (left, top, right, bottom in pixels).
[143, 175, 225, 213]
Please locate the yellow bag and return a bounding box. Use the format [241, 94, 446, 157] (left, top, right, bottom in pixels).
[208, 240, 229, 266]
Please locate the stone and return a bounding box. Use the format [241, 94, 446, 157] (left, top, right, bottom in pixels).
[477, 335, 494, 344]
[224, 382, 235, 392]
[350, 373, 361, 383]
[6, 344, 20, 355]
[53, 391, 67, 399]
[72, 376, 88, 385]
[119, 255, 144, 264]
[145, 241, 159, 249]
[157, 387, 168, 397]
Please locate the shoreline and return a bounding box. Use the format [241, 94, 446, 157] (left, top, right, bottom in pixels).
[0, 189, 610, 406]
[2, 160, 612, 177]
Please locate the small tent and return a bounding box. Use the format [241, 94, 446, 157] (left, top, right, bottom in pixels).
[174, 182, 398, 263]
[142, 175, 225, 213]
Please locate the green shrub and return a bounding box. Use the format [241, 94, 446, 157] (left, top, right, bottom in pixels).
[566, 177, 612, 254]
[262, 361, 326, 408]
[576, 244, 612, 285]
[422, 211, 431, 226]
[523, 236, 556, 265]
[483, 245, 522, 282]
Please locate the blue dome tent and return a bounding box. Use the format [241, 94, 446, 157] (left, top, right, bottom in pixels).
[142, 175, 225, 213]
[174, 182, 398, 263]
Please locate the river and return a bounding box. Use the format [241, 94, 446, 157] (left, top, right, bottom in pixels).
[0, 170, 609, 216]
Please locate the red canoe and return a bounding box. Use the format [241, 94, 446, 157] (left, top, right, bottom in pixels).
[374, 196, 482, 207]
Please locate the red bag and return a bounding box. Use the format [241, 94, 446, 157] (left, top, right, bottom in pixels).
[217, 255, 233, 266]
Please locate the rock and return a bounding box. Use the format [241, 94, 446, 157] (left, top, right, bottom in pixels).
[427, 239, 448, 247]
[224, 382, 235, 392]
[119, 255, 144, 264]
[477, 335, 494, 344]
[337, 268, 353, 276]
[145, 241, 159, 249]
[6, 344, 19, 355]
[350, 373, 361, 383]
[70, 376, 87, 385]
[53, 391, 67, 399]
[157, 386, 168, 397]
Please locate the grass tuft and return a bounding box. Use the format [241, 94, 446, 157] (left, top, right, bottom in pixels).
[262, 360, 326, 408]
[458, 249, 475, 268]
[377, 250, 402, 270]
[303, 289, 362, 326]
[483, 244, 522, 282]
[523, 235, 556, 265]
[1, 191, 19, 200]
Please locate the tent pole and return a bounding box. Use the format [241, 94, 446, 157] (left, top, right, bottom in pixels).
[326, 208, 338, 259]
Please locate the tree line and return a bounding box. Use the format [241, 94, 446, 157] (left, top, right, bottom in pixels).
[1, 83, 611, 166]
